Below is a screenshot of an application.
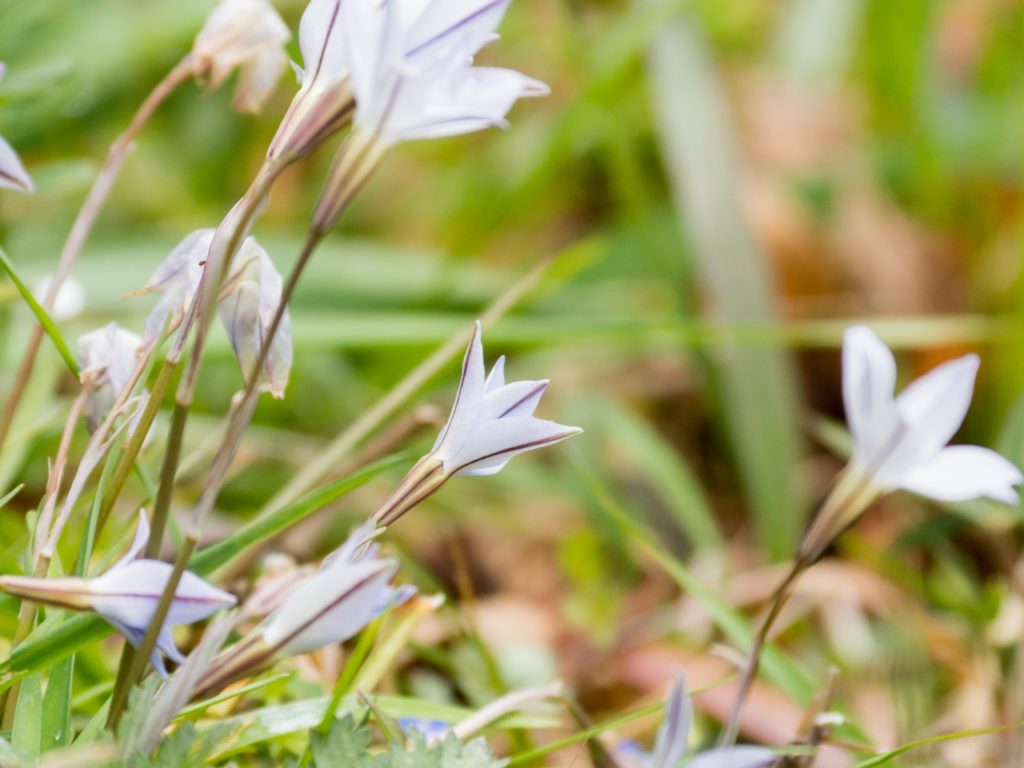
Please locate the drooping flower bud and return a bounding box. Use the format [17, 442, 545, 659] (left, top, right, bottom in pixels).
[191, 0, 291, 114]
[136, 229, 292, 396]
[77, 322, 144, 430]
[0, 63, 33, 193]
[373, 321, 581, 526]
[0, 512, 236, 678]
[218, 238, 292, 398]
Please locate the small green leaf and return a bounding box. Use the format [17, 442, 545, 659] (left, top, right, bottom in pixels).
[311, 716, 383, 768]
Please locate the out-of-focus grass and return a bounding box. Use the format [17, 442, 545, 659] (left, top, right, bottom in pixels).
[1, 0, 1024, 764]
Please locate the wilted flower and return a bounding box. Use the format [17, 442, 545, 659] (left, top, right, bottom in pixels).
[373, 321, 581, 526]
[218, 241, 292, 398]
[191, 0, 291, 113]
[0, 63, 33, 193]
[195, 524, 410, 699]
[34, 275, 85, 321]
[312, 0, 548, 231]
[267, 0, 356, 161]
[78, 322, 144, 431]
[0, 512, 236, 678]
[136, 229, 292, 396]
[799, 326, 1023, 562]
[616, 670, 776, 768]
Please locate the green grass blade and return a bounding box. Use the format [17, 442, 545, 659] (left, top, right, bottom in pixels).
[10, 672, 42, 760]
[189, 452, 409, 576]
[0, 247, 78, 377]
[648, 15, 806, 560]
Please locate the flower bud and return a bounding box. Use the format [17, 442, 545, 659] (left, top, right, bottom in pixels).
[218, 238, 292, 398]
[191, 0, 291, 114]
[33, 275, 85, 321]
[77, 322, 144, 431]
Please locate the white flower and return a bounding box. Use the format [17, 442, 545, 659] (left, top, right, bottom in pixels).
[218, 241, 292, 398]
[842, 325, 1021, 504]
[0, 512, 236, 678]
[617, 671, 775, 768]
[77, 322, 144, 430]
[374, 321, 581, 525]
[267, 0, 356, 160]
[311, 0, 548, 230]
[191, 0, 291, 113]
[0, 63, 33, 194]
[33, 275, 85, 321]
[136, 229, 292, 396]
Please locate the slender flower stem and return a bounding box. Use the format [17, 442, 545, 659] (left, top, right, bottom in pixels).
[718, 468, 880, 747]
[0, 56, 195, 457]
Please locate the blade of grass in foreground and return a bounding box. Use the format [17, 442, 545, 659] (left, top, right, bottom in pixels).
[0, 456, 403, 682]
[0, 247, 78, 377]
[647, 15, 805, 560]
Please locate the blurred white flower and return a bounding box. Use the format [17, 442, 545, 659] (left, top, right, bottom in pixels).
[218, 241, 292, 398]
[33, 275, 85, 321]
[841, 325, 1022, 504]
[137, 229, 292, 396]
[616, 670, 776, 768]
[77, 322, 144, 430]
[374, 321, 581, 525]
[312, 0, 548, 230]
[800, 326, 1023, 562]
[0, 512, 236, 678]
[191, 0, 291, 114]
[0, 63, 33, 193]
[267, 0, 356, 160]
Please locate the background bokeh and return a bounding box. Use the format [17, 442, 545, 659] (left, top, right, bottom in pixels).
[3, 0, 1024, 765]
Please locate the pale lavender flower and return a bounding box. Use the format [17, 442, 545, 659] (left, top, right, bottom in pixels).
[373, 321, 581, 525]
[196, 524, 410, 697]
[312, 0, 548, 230]
[77, 322, 144, 430]
[617, 671, 775, 768]
[800, 326, 1023, 561]
[191, 0, 291, 113]
[0, 512, 236, 678]
[136, 229, 292, 396]
[0, 63, 33, 193]
[33, 275, 85, 321]
[398, 718, 451, 745]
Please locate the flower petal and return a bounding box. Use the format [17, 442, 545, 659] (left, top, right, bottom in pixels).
[651, 670, 690, 768]
[406, 0, 511, 59]
[685, 746, 778, 768]
[893, 354, 978, 461]
[841, 325, 896, 458]
[478, 379, 548, 421]
[431, 321, 486, 456]
[899, 445, 1022, 504]
[484, 355, 506, 392]
[262, 559, 397, 656]
[449, 416, 581, 476]
[0, 134, 32, 193]
[110, 510, 150, 571]
[298, 0, 348, 84]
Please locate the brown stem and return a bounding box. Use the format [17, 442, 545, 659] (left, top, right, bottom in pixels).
[717, 560, 804, 747]
[0, 56, 194, 457]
